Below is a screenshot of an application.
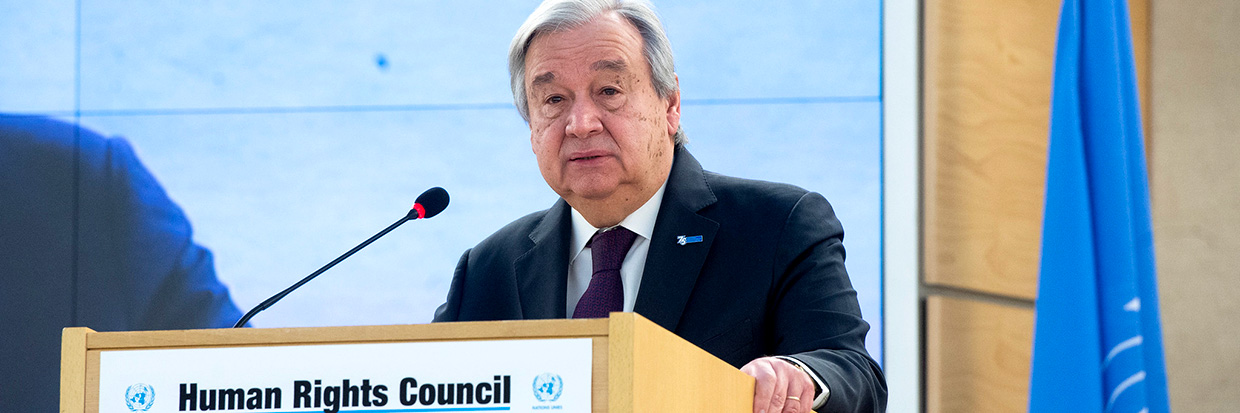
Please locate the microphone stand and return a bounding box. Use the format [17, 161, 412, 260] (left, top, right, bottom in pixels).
[232, 215, 411, 328]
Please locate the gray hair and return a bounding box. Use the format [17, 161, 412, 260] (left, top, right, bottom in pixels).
[508, 0, 686, 145]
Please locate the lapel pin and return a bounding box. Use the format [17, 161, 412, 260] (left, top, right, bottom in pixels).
[676, 235, 704, 245]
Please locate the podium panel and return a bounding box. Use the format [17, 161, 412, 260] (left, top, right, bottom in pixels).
[62, 313, 754, 413]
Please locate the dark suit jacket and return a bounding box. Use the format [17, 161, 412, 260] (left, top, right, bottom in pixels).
[0, 115, 243, 413]
[435, 146, 886, 412]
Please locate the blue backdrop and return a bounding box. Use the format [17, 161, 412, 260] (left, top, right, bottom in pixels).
[1, 0, 883, 359]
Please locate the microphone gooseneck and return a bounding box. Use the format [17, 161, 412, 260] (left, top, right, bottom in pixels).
[233, 187, 450, 328]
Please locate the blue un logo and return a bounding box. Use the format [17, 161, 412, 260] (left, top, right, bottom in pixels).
[531, 373, 563, 402]
[124, 383, 155, 412]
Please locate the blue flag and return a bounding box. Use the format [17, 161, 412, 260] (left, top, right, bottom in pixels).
[1030, 0, 1170, 412]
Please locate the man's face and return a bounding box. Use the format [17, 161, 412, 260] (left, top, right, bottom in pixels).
[523, 12, 680, 213]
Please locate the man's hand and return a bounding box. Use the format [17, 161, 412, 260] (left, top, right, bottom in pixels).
[741, 356, 815, 413]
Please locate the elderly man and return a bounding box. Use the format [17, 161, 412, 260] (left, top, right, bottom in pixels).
[434, 1, 886, 412]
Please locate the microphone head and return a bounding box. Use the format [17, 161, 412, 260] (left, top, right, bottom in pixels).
[409, 187, 450, 219]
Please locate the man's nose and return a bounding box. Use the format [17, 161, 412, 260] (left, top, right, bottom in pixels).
[564, 98, 604, 139]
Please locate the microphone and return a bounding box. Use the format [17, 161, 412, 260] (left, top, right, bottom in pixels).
[232, 187, 450, 328]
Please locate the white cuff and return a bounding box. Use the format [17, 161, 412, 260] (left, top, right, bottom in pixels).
[775, 355, 830, 409]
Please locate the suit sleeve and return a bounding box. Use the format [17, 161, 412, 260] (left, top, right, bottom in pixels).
[771, 192, 887, 412]
[433, 249, 472, 322]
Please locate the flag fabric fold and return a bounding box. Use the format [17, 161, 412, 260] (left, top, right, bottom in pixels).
[1030, 0, 1170, 412]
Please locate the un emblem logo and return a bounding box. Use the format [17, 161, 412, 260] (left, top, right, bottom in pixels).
[531, 373, 563, 402]
[124, 383, 155, 411]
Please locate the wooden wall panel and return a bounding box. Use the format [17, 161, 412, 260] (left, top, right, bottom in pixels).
[925, 296, 1033, 413]
[1150, 1, 1240, 411]
[1129, 0, 1150, 139]
[921, 1, 1153, 412]
[922, 0, 1060, 300]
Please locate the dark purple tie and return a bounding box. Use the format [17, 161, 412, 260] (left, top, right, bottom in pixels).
[573, 226, 638, 319]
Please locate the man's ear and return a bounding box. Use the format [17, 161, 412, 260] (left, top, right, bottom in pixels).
[665, 74, 681, 139]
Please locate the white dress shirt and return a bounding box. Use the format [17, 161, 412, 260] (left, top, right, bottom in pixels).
[566, 182, 667, 316]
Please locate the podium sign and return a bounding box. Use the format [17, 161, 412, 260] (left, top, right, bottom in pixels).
[64, 314, 754, 413]
[97, 338, 592, 413]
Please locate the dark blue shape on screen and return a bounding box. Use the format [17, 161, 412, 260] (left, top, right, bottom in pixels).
[0, 115, 244, 413]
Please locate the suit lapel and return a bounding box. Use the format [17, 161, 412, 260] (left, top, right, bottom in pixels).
[514, 200, 572, 319]
[633, 147, 719, 332]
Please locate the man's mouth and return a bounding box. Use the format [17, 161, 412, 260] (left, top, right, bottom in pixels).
[568, 150, 610, 162]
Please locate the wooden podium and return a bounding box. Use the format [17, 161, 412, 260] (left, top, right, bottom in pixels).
[62, 313, 754, 412]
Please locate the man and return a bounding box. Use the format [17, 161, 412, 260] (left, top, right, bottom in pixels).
[0, 115, 244, 413]
[434, 1, 886, 412]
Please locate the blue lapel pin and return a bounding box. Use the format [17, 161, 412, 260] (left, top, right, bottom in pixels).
[676, 235, 704, 245]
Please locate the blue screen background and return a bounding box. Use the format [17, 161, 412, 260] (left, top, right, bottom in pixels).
[1, 0, 882, 360]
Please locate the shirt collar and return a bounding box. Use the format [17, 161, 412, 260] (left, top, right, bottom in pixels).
[569, 180, 668, 256]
